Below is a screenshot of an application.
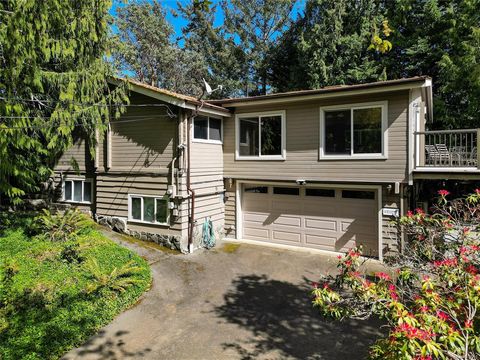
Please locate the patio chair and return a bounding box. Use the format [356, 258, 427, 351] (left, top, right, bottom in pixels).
[435, 144, 454, 166]
[425, 145, 440, 165]
[466, 147, 477, 167]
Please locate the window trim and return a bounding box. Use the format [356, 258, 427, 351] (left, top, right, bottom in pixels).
[192, 115, 223, 144]
[235, 110, 286, 160]
[62, 177, 93, 204]
[319, 101, 388, 160]
[127, 194, 170, 226]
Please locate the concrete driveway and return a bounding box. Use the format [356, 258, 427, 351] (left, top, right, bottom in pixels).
[64, 230, 384, 360]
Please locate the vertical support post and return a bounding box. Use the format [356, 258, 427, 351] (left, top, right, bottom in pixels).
[106, 123, 112, 170]
[94, 128, 99, 170]
[477, 129, 480, 170]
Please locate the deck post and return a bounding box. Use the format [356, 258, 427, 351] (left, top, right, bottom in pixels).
[477, 129, 480, 170]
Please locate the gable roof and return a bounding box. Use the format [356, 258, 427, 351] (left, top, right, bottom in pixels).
[108, 77, 231, 117]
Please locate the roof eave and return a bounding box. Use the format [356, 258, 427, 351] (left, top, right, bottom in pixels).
[108, 77, 231, 117]
[214, 77, 432, 108]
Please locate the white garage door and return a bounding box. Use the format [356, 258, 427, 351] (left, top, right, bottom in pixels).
[241, 185, 378, 256]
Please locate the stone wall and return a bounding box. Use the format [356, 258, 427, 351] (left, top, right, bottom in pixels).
[96, 215, 182, 252]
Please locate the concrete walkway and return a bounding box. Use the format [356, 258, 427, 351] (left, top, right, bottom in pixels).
[63, 229, 384, 360]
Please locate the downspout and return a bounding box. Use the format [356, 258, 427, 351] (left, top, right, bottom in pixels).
[186, 112, 195, 253]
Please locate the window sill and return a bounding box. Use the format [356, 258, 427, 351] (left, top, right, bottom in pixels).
[128, 219, 170, 227]
[235, 155, 286, 161]
[192, 139, 223, 145]
[61, 200, 92, 205]
[319, 155, 387, 161]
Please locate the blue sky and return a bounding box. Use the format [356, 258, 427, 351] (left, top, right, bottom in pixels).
[110, 0, 305, 46]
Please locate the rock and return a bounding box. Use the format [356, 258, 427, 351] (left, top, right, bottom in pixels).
[111, 217, 126, 233]
[23, 199, 47, 210]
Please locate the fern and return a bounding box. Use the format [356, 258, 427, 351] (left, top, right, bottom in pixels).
[34, 208, 91, 242]
[84, 259, 144, 294]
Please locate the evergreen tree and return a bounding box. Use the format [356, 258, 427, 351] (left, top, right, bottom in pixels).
[383, 0, 480, 129]
[221, 0, 296, 96]
[112, 0, 206, 96]
[271, 0, 387, 91]
[177, 0, 245, 98]
[0, 0, 127, 203]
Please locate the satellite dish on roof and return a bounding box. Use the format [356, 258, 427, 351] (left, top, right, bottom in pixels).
[203, 78, 213, 95]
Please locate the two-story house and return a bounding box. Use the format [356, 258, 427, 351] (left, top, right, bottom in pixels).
[54, 76, 475, 261]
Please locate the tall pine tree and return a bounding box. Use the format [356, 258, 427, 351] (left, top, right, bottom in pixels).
[0, 0, 127, 203]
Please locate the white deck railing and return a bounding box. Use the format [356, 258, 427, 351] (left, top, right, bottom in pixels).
[414, 129, 479, 169]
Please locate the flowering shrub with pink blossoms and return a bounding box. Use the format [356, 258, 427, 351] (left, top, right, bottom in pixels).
[312, 190, 480, 359]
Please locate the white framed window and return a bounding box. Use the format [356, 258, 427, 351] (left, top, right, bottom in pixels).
[193, 115, 222, 144]
[319, 101, 388, 160]
[235, 110, 286, 160]
[62, 178, 92, 204]
[128, 194, 169, 226]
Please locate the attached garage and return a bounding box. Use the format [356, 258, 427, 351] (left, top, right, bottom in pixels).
[240, 184, 380, 257]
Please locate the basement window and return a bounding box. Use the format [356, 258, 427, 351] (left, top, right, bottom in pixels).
[193, 116, 222, 143]
[63, 179, 92, 204]
[129, 195, 169, 225]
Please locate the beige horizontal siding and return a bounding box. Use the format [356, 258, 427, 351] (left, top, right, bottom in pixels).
[55, 137, 93, 172]
[223, 91, 409, 183]
[381, 186, 402, 256]
[224, 180, 236, 238]
[95, 173, 181, 235]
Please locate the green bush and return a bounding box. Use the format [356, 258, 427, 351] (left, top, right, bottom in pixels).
[0, 212, 151, 360]
[33, 208, 93, 242]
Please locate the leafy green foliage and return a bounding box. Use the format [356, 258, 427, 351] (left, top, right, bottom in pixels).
[84, 259, 144, 295]
[0, 1, 128, 204]
[0, 213, 151, 360]
[34, 208, 92, 242]
[312, 191, 480, 359]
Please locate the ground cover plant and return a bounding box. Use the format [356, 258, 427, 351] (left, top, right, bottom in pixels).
[0, 209, 151, 360]
[312, 190, 480, 359]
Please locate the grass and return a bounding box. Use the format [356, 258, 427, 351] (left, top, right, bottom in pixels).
[0, 212, 151, 360]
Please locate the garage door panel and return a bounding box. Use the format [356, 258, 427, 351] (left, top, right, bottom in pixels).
[243, 227, 270, 241]
[272, 215, 302, 227]
[271, 200, 302, 213]
[243, 212, 270, 224]
[243, 200, 271, 212]
[272, 230, 302, 243]
[305, 218, 337, 232]
[303, 202, 339, 216]
[305, 234, 336, 248]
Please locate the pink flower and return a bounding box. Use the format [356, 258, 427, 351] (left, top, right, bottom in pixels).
[311, 282, 318, 288]
[415, 208, 425, 215]
[407, 210, 414, 217]
[419, 305, 429, 313]
[475, 189, 480, 195]
[436, 310, 449, 321]
[375, 272, 391, 281]
[465, 320, 473, 328]
[322, 282, 330, 289]
[438, 189, 450, 196]
[466, 265, 478, 275]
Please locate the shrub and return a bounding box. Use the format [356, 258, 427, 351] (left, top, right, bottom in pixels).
[33, 208, 92, 242]
[312, 190, 480, 359]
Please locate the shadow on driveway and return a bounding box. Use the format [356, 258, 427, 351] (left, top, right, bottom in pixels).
[214, 274, 384, 360]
